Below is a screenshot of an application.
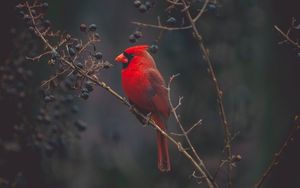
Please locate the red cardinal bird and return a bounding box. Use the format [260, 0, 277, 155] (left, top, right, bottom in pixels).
[115, 45, 171, 172]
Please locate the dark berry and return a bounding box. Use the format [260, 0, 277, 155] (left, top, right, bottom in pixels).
[81, 88, 88, 93]
[51, 52, 59, 60]
[149, 44, 159, 54]
[294, 24, 300, 30]
[145, 1, 152, 9]
[45, 144, 54, 157]
[95, 52, 103, 60]
[207, 3, 217, 12]
[23, 14, 30, 21]
[71, 105, 79, 113]
[75, 43, 82, 51]
[80, 91, 89, 100]
[43, 20, 51, 27]
[43, 115, 51, 124]
[85, 81, 94, 92]
[44, 95, 55, 103]
[41, 2, 49, 9]
[53, 110, 61, 119]
[64, 79, 73, 89]
[80, 24, 87, 32]
[129, 34, 136, 43]
[134, 0, 142, 8]
[15, 4, 24, 10]
[36, 115, 43, 122]
[166, 17, 177, 25]
[88, 24, 97, 32]
[94, 33, 100, 39]
[62, 94, 74, 104]
[28, 26, 35, 34]
[139, 4, 147, 13]
[74, 120, 87, 131]
[76, 62, 84, 69]
[19, 11, 25, 17]
[68, 47, 76, 56]
[66, 34, 72, 41]
[31, 10, 37, 16]
[133, 30, 142, 39]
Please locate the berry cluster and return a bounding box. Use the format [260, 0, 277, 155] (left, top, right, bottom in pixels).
[192, 0, 217, 11]
[16, 2, 51, 37]
[16, 2, 113, 103]
[133, 0, 155, 13]
[128, 30, 158, 53]
[129, 30, 143, 43]
[10, 1, 115, 161]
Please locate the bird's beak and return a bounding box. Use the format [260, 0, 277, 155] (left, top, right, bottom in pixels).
[115, 53, 128, 63]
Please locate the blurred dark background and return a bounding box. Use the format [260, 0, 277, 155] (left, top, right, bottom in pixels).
[0, 0, 299, 188]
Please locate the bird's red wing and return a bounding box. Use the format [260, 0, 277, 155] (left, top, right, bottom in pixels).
[147, 69, 171, 171]
[146, 69, 171, 119]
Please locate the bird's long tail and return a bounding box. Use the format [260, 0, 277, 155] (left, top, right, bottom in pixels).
[153, 114, 171, 172]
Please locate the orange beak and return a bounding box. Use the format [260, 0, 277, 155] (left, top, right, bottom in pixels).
[115, 53, 128, 63]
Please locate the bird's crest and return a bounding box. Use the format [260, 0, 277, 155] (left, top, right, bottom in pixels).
[124, 45, 149, 55]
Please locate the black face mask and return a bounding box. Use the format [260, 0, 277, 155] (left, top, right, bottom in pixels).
[122, 51, 134, 69]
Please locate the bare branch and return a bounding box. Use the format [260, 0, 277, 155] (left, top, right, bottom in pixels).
[167, 73, 216, 188]
[166, 0, 182, 6]
[131, 21, 192, 31]
[41, 68, 70, 89]
[274, 25, 300, 49]
[254, 115, 300, 188]
[186, 119, 203, 134]
[25, 50, 52, 61]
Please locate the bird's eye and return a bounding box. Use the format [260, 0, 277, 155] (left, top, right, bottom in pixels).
[123, 52, 134, 62]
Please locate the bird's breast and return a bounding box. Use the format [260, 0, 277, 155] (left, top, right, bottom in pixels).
[121, 69, 154, 112]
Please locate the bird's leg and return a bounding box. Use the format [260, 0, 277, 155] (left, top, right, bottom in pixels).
[133, 112, 151, 127]
[125, 97, 148, 125]
[143, 112, 152, 127]
[124, 97, 152, 127]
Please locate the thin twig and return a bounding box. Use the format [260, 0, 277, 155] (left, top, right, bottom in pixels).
[166, 0, 182, 5]
[40, 68, 70, 88]
[186, 119, 203, 134]
[25, 50, 52, 61]
[274, 25, 300, 49]
[73, 38, 100, 62]
[167, 74, 216, 188]
[193, 0, 210, 22]
[254, 115, 300, 188]
[131, 21, 192, 31]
